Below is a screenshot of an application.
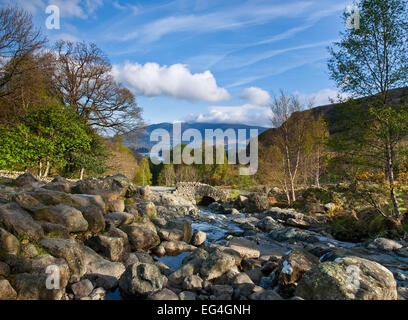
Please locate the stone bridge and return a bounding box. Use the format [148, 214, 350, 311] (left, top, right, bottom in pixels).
[173, 182, 229, 204]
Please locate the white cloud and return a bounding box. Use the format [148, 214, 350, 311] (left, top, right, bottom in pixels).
[112, 62, 230, 102]
[185, 87, 350, 127]
[186, 104, 273, 127]
[240, 87, 272, 106]
[186, 86, 275, 126]
[120, 1, 314, 42]
[295, 88, 350, 107]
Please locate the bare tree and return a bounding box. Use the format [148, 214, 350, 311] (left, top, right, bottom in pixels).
[0, 52, 57, 125]
[269, 91, 312, 205]
[0, 6, 46, 98]
[53, 41, 144, 134]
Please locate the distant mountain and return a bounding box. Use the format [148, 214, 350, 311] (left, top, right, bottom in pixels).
[125, 122, 268, 152]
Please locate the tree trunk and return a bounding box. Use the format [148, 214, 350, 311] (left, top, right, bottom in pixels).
[387, 149, 401, 218]
[38, 161, 43, 178]
[43, 160, 50, 178]
[80, 168, 85, 180]
[316, 147, 320, 188]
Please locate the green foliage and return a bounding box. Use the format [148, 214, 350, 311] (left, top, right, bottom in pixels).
[134, 157, 152, 186]
[0, 104, 93, 173]
[157, 163, 176, 186]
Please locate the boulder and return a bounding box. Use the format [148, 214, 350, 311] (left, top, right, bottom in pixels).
[155, 241, 196, 256]
[296, 256, 398, 300]
[138, 202, 157, 218]
[79, 206, 105, 233]
[14, 173, 38, 187]
[234, 195, 248, 209]
[120, 225, 160, 251]
[191, 231, 206, 246]
[14, 273, 63, 300]
[125, 252, 155, 267]
[27, 254, 70, 299]
[0, 203, 44, 241]
[147, 288, 179, 300]
[20, 243, 38, 258]
[39, 222, 70, 238]
[224, 208, 240, 215]
[85, 235, 128, 262]
[200, 250, 236, 281]
[245, 193, 268, 213]
[0, 261, 10, 278]
[367, 238, 403, 252]
[82, 245, 126, 280]
[0, 227, 20, 256]
[119, 263, 166, 298]
[13, 193, 44, 212]
[165, 220, 193, 243]
[73, 175, 137, 198]
[107, 200, 125, 213]
[33, 205, 88, 232]
[179, 291, 197, 300]
[157, 228, 184, 242]
[277, 249, 320, 286]
[70, 279, 94, 299]
[182, 274, 203, 291]
[269, 227, 319, 244]
[105, 212, 135, 228]
[28, 190, 106, 212]
[0, 279, 17, 300]
[249, 290, 283, 300]
[40, 238, 86, 282]
[182, 248, 209, 265]
[256, 216, 281, 232]
[228, 237, 260, 259]
[42, 180, 72, 193]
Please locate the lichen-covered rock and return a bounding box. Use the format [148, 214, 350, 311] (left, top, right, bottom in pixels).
[85, 235, 128, 262]
[0, 279, 17, 300]
[147, 288, 179, 300]
[119, 263, 166, 298]
[182, 274, 203, 291]
[0, 261, 10, 278]
[79, 206, 105, 233]
[138, 202, 157, 217]
[120, 225, 160, 251]
[155, 241, 196, 257]
[33, 205, 88, 232]
[277, 249, 320, 286]
[0, 203, 44, 241]
[72, 174, 137, 198]
[70, 279, 94, 299]
[228, 237, 260, 259]
[157, 228, 184, 242]
[296, 256, 398, 300]
[40, 238, 86, 282]
[244, 192, 269, 213]
[107, 200, 125, 213]
[191, 231, 206, 246]
[256, 216, 280, 232]
[105, 212, 134, 228]
[82, 245, 126, 280]
[0, 227, 20, 255]
[200, 250, 236, 281]
[14, 173, 38, 187]
[12, 193, 44, 212]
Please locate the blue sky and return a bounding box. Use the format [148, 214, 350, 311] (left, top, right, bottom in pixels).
[1, 0, 353, 127]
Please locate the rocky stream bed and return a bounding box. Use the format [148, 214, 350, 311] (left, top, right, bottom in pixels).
[0, 173, 407, 300]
